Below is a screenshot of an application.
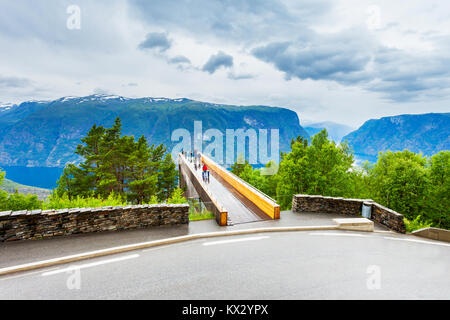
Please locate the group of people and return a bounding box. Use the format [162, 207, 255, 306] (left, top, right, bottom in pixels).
[182, 149, 210, 184]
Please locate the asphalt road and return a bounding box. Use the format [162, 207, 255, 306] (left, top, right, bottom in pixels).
[0, 230, 449, 299]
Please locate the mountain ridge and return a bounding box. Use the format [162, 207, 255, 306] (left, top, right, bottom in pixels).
[0, 94, 309, 167]
[342, 112, 450, 161]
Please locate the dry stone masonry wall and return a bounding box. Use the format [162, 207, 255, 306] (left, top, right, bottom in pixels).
[0, 204, 190, 242]
[292, 194, 406, 233]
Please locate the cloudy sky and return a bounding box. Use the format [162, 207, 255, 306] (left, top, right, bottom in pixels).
[0, 0, 449, 127]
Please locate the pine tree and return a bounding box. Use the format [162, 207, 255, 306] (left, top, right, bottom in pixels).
[157, 153, 178, 201]
[55, 117, 180, 204]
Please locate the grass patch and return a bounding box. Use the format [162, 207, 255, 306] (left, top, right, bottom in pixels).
[189, 210, 215, 221]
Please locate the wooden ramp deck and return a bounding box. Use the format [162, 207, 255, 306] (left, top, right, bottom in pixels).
[179, 153, 279, 226]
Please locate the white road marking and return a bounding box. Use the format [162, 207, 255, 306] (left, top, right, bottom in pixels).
[308, 232, 450, 247]
[202, 236, 269, 246]
[308, 232, 373, 238]
[383, 237, 450, 247]
[41, 254, 139, 276]
[0, 267, 61, 281]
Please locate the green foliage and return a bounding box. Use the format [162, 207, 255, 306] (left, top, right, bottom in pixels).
[362, 150, 449, 229]
[0, 190, 42, 211]
[231, 131, 354, 210]
[56, 117, 178, 203]
[427, 151, 450, 229]
[0, 170, 4, 186]
[167, 187, 187, 204]
[43, 192, 126, 210]
[404, 216, 433, 233]
[365, 150, 429, 220]
[276, 130, 354, 209]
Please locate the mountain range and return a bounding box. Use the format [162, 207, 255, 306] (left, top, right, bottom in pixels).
[343, 113, 450, 161]
[0, 94, 309, 168]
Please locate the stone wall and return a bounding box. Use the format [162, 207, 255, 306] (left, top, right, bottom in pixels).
[0, 204, 190, 242]
[292, 194, 405, 233]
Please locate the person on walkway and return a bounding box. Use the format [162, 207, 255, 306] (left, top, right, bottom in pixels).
[207, 170, 210, 184]
[202, 164, 207, 182]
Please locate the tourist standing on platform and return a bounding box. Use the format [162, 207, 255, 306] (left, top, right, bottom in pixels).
[202, 163, 207, 182]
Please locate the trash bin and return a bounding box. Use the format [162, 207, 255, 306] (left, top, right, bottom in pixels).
[362, 203, 372, 219]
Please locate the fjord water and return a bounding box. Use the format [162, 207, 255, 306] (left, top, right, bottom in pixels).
[0, 166, 63, 189]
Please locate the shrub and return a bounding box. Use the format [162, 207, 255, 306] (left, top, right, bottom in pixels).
[404, 215, 433, 233]
[167, 187, 187, 204]
[43, 192, 126, 210]
[0, 190, 42, 211]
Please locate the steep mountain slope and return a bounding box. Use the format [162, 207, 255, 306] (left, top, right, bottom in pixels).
[342, 113, 450, 160]
[0, 95, 309, 167]
[0, 178, 51, 200]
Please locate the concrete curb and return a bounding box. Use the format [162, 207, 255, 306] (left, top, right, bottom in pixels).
[0, 225, 349, 276]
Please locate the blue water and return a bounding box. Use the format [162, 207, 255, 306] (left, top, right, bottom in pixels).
[0, 166, 64, 189]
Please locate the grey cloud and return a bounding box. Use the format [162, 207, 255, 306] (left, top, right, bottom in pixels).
[168, 55, 191, 64]
[368, 47, 450, 102]
[93, 88, 111, 95]
[202, 51, 233, 74]
[252, 29, 450, 102]
[128, 0, 330, 44]
[227, 72, 255, 80]
[252, 30, 374, 82]
[0, 75, 32, 88]
[138, 32, 172, 52]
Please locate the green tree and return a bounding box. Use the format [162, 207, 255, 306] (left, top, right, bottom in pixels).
[55, 117, 179, 204]
[365, 150, 429, 220]
[167, 187, 187, 204]
[127, 136, 158, 204]
[230, 154, 249, 177]
[157, 153, 178, 201]
[427, 151, 450, 228]
[56, 164, 91, 199]
[276, 130, 354, 209]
